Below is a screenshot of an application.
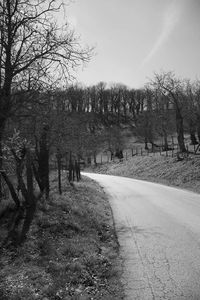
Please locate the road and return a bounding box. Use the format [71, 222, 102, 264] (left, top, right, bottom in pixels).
[83, 173, 200, 300]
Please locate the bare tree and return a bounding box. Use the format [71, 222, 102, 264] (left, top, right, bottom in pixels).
[193, 80, 200, 142]
[0, 0, 92, 196]
[151, 72, 187, 152]
[183, 80, 199, 145]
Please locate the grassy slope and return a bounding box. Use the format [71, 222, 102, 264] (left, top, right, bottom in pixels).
[88, 154, 200, 194]
[0, 174, 124, 300]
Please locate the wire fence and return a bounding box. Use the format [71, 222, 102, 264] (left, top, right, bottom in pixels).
[1, 141, 200, 201]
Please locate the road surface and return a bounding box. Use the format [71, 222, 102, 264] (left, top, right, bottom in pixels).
[83, 173, 200, 300]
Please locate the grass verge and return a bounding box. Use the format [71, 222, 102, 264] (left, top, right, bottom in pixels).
[0, 174, 124, 300]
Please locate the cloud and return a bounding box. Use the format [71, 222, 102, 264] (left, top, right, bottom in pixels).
[141, 0, 181, 67]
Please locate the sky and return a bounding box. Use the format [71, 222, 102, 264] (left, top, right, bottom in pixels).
[64, 0, 200, 88]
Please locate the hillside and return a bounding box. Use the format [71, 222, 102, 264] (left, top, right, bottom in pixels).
[88, 154, 200, 194]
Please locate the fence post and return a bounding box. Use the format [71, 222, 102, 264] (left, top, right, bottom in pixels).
[141, 148, 143, 156]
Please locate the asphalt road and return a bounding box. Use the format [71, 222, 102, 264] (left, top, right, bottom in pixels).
[83, 173, 200, 300]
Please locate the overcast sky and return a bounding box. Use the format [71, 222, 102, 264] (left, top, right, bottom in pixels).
[66, 0, 200, 88]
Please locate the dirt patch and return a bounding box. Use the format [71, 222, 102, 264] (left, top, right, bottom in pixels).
[0, 174, 124, 300]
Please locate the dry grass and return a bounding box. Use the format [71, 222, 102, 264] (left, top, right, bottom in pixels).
[0, 174, 124, 300]
[88, 154, 200, 194]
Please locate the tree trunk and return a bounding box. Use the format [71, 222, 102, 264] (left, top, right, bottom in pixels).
[176, 110, 186, 152]
[0, 171, 20, 208]
[26, 150, 34, 205]
[38, 126, 49, 199]
[93, 151, 97, 165]
[68, 151, 73, 182]
[190, 132, 198, 145]
[19, 201, 36, 244]
[19, 150, 37, 244]
[0, 133, 3, 200]
[197, 114, 200, 142]
[189, 120, 198, 145]
[162, 128, 169, 151]
[0, 120, 6, 200]
[57, 152, 62, 195]
[144, 137, 148, 150]
[32, 162, 44, 192]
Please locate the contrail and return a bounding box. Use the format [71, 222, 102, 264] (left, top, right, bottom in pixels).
[141, 0, 181, 67]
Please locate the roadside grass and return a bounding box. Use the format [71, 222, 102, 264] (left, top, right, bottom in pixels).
[87, 154, 200, 194]
[0, 173, 124, 300]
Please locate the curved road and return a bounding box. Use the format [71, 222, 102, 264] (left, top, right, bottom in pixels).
[83, 173, 200, 300]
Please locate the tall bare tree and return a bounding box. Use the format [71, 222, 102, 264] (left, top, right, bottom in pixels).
[151, 72, 187, 152]
[0, 0, 92, 195]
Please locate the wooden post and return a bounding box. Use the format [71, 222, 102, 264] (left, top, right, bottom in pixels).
[141, 148, 143, 156]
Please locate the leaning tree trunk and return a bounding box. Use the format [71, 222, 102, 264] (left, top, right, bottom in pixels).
[0, 171, 20, 208]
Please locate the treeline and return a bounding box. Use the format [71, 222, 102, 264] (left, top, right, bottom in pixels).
[10, 71, 200, 161]
[37, 71, 200, 153]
